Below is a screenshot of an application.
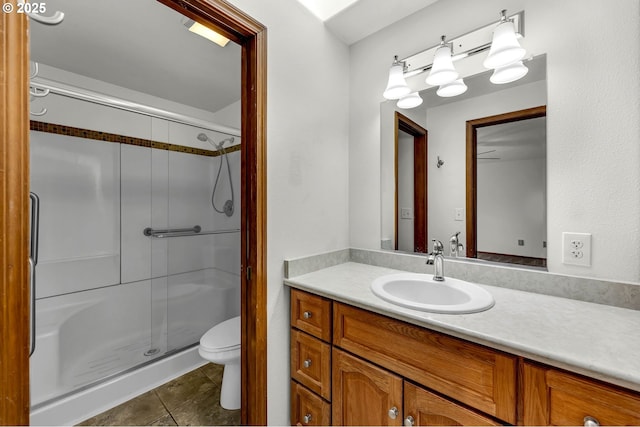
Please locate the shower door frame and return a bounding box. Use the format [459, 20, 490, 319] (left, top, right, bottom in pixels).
[0, 1, 268, 425]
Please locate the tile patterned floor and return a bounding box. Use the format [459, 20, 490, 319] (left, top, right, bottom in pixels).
[77, 363, 240, 426]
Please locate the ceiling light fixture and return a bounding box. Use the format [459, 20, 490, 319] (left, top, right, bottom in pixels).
[397, 92, 423, 109]
[489, 60, 529, 84]
[436, 79, 468, 97]
[183, 19, 230, 47]
[426, 36, 459, 86]
[483, 10, 526, 69]
[382, 10, 529, 108]
[383, 56, 411, 100]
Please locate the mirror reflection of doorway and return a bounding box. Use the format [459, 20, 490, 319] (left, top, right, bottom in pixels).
[395, 112, 427, 253]
[466, 106, 547, 267]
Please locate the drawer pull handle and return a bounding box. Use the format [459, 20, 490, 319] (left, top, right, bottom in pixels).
[303, 311, 312, 319]
[388, 406, 399, 420]
[404, 415, 415, 427]
[303, 359, 312, 368]
[584, 416, 600, 427]
[303, 413, 312, 424]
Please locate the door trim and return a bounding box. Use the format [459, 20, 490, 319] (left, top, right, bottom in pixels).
[0, 9, 31, 426]
[465, 105, 546, 260]
[395, 112, 428, 253]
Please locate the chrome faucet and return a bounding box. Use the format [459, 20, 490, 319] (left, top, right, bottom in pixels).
[426, 239, 445, 281]
[449, 232, 464, 257]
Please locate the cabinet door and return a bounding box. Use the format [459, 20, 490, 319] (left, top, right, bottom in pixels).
[404, 382, 500, 426]
[523, 361, 640, 426]
[291, 381, 331, 426]
[332, 348, 403, 426]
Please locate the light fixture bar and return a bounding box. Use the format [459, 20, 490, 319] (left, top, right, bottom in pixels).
[401, 11, 523, 78]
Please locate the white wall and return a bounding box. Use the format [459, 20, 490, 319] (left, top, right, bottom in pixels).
[478, 157, 546, 258]
[225, 1, 351, 424]
[350, 0, 640, 283]
[426, 80, 547, 249]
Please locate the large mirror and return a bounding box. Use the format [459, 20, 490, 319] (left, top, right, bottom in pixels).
[380, 55, 547, 268]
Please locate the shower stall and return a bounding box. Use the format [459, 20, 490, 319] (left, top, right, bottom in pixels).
[28, 65, 241, 424]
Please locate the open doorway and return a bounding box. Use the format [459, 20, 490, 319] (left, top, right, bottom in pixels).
[395, 112, 428, 253]
[0, 1, 266, 424]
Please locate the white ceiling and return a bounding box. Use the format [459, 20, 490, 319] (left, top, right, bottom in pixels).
[30, 0, 241, 114]
[29, 0, 438, 115]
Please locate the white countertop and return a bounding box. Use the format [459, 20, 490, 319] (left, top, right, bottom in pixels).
[284, 262, 640, 393]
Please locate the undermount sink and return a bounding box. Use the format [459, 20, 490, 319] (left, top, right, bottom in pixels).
[370, 273, 494, 314]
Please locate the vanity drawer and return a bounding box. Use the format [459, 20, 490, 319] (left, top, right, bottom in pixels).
[291, 289, 332, 342]
[291, 381, 331, 426]
[291, 329, 331, 400]
[333, 302, 517, 424]
[522, 361, 640, 426]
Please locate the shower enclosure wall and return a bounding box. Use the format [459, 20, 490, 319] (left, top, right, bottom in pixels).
[28, 64, 241, 424]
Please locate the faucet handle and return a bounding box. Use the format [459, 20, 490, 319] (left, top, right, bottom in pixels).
[432, 239, 444, 254]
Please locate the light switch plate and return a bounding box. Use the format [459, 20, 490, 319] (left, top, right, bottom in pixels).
[454, 208, 464, 221]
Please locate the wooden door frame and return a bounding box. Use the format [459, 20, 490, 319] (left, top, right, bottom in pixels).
[465, 105, 546, 259]
[394, 112, 428, 253]
[0, 0, 267, 424]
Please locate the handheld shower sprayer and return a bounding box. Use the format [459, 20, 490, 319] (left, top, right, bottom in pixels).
[197, 132, 235, 217]
[197, 133, 234, 151]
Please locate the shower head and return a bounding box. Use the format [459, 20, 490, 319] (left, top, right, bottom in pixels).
[197, 133, 235, 150]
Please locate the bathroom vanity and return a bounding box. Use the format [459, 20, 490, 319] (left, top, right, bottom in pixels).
[286, 260, 640, 426]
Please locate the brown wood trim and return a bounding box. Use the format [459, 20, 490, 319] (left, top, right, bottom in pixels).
[466, 105, 546, 259]
[30, 120, 239, 157]
[157, 1, 268, 423]
[157, 1, 268, 424]
[394, 112, 428, 253]
[0, 10, 31, 426]
[477, 251, 546, 268]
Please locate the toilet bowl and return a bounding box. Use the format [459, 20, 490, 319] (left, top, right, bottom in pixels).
[199, 316, 241, 410]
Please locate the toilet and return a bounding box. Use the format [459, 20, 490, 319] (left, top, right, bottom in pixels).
[199, 316, 241, 410]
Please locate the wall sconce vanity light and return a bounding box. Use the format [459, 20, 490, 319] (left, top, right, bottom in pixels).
[383, 10, 528, 109]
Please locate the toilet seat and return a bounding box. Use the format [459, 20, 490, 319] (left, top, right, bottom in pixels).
[200, 316, 240, 352]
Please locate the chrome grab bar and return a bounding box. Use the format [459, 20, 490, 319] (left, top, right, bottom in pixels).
[143, 226, 240, 238]
[143, 225, 201, 237]
[29, 192, 40, 357]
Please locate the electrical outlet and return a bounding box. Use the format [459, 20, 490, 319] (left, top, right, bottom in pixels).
[562, 232, 591, 266]
[400, 208, 412, 219]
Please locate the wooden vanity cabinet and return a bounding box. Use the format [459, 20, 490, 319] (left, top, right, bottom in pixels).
[522, 361, 640, 426]
[404, 382, 501, 426]
[289, 288, 640, 426]
[332, 348, 403, 426]
[333, 302, 517, 424]
[290, 289, 333, 426]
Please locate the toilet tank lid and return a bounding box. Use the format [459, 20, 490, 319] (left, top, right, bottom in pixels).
[201, 316, 240, 350]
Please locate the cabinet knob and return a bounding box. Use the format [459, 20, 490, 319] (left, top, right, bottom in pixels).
[584, 416, 600, 427]
[303, 311, 312, 319]
[404, 415, 415, 426]
[388, 406, 399, 420]
[303, 359, 312, 368]
[303, 413, 312, 424]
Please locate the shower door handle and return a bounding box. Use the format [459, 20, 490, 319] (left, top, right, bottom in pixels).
[29, 257, 36, 357]
[30, 192, 39, 264]
[29, 192, 39, 357]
